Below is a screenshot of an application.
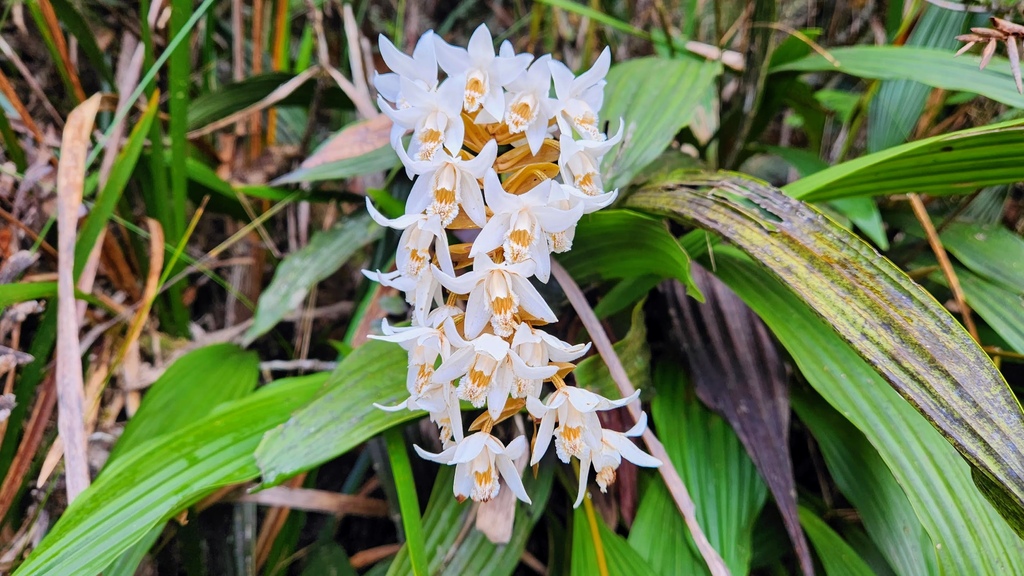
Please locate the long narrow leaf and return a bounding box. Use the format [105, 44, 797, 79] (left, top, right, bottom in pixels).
[627, 172, 1024, 535]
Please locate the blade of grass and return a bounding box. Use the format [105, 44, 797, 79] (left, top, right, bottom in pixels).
[0, 107, 26, 171]
[383, 427, 428, 576]
[27, 0, 85, 102]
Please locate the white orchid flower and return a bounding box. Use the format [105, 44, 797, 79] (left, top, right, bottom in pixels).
[398, 140, 497, 228]
[366, 201, 454, 277]
[527, 387, 638, 467]
[379, 74, 466, 161]
[504, 55, 560, 155]
[432, 253, 557, 339]
[549, 47, 610, 140]
[374, 32, 438, 105]
[576, 412, 661, 507]
[553, 180, 618, 215]
[415, 432, 532, 503]
[361, 267, 443, 324]
[471, 174, 584, 282]
[433, 331, 556, 418]
[368, 310, 459, 395]
[434, 24, 532, 119]
[377, 378, 464, 446]
[510, 323, 590, 398]
[558, 120, 623, 197]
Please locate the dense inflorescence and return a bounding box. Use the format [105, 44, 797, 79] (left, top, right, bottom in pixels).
[365, 25, 660, 508]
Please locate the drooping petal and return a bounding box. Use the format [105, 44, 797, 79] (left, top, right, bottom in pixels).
[414, 443, 456, 464]
[573, 451, 593, 508]
[509, 274, 557, 323]
[451, 432, 492, 464]
[605, 432, 662, 468]
[496, 454, 532, 504]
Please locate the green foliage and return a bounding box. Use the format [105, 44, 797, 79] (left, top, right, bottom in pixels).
[629, 173, 1024, 537]
[798, 508, 876, 576]
[601, 57, 722, 189]
[244, 215, 383, 343]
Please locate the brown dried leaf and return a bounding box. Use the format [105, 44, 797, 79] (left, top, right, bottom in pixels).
[1007, 38, 1023, 94]
[981, 39, 998, 70]
[299, 114, 393, 169]
[993, 17, 1024, 36]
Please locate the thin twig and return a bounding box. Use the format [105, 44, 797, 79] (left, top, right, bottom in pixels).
[550, 261, 730, 576]
[908, 194, 980, 343]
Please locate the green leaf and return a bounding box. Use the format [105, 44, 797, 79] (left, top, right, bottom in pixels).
[793, 390, 937, 576]
[383, 428, 428, 576]
[13, 374, 328, 576]
[109, 344, 259, 461]
[187, 72, 329, 131]
[945, 268, 1024, 354]
[244, 215, 382, 343]
[627, 172, 1024, 537]
[572, 503, 658, 576]
[0, 282, 57, 309]
[628, 364, 767, 575]
[47, 0, 114, 84]
[938, 222, 1024, 293]
[783, 118, 1024, 201]
[387, 464, 554, 576]
[601, 57, 722, 189]
[797, 507, 876, 576]
[557, 209, 702, 301]
[708, 245, 1024, 573]
[867, 6, 966, 153]
[301, 543, 358, 576]
[103, 344, 258, 574]
[573, 301, 651, 400]
[75, 92, 160, 278]
[255, 339, 413, 486]
[773, 46, 1024, 109]
[272, 145, 399, 185]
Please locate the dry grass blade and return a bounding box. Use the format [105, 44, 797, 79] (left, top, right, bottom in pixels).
[187, 66, 321, 137]
[550, 261, 730, 576]
[1007, 38, 1023, 94]
[0, 66, 45, 144]
[0, 375, 56, 520]
[981, 39, 998, 70]
[236, 486, 389, 517]
[56, 93, 104, 502]
[36, 0, 86, 102]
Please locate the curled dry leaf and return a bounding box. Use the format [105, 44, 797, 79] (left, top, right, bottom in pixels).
[300, 114, 393, 169]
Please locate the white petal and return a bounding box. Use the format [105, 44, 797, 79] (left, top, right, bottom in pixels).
[471, 213, 512, 257]
[433, 35, 471, 75]
[487, 365, 513, 419]
[607, 433, 662, 468]
[475, 333, 511, 360]
[510, 350, 557, 380]
[624, 411, 648, 437]
[573, 452, 592, 508]
[510, 275, 557, 323]
[373, 398, 411, 412]
[433, 346, 475, 382]
[601, 389, 641, 410]
[564, 386, 606, 413]
[496, 454, 532, 504]
[530, 411, 557, 465]
[467, 24, 495, 60]
[432, 265, 480, 295]
[463, 284, 489, 339]
[464, 140, 499, 176]
[414, 444, 456, 464]
[451, 432, 491, 464]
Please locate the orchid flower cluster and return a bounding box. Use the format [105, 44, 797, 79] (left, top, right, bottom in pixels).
[365, 25, 661, 509]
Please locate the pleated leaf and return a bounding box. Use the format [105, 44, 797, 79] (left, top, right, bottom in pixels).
[798, 508, 876, 576]
[782, 118, 1024, 201]
[708, 246, 1024, 573]
[573, 505, 658, 576]
[627, 172, 1024, 535]
[601, 57, 722, 189]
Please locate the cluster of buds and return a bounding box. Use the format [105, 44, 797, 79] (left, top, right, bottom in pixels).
[365, 25, 660, 508]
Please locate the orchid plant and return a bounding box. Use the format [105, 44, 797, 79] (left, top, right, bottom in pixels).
[365, 25, 660, 510]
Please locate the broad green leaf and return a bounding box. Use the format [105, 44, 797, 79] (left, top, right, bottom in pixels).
[272, 145, 398, 185]
[867, 6, 966, 153]
[383, 428, 428, 576]
[708, 246, 1024, 573]
[628, 364, 767, 575]
[773, 46, 1024, 109]
[793, 390, 937, 576]
[557, 209, 702, 301]
[244, 215, 382, 343]
[573, 301, 650, 400]
[797, 508, 875, 576]
[573, 504, 658, 576]
[938, 222, 1024, 293]
[387, 464, 553, 576]
[109, 344, 259, 462]
[103, 344, 258, 575]
[255, 339, 413, 486]
[946, 268, 1024, 354]
[628, 172, 1024, 532]
[601, 57, 722, 189]
[592, 275, 660, 319]
[783, 118, 1024, 201]
[14, 374, 328, 576]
